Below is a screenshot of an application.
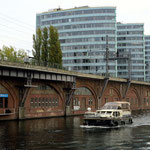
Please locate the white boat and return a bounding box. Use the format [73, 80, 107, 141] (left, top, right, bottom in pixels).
[83, 101, 133, 126]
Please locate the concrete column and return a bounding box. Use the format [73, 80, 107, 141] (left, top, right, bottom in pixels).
[65, 106, 71, 116]
[19, 107, 25, 119]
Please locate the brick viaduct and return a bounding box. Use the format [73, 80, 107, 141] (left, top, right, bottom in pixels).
[0, 61, 150, 120]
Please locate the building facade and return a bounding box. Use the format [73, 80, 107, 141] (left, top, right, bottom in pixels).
[145, 35, 150, 82]
[117, 23, 145, 81]
[36, 6, 117, 77]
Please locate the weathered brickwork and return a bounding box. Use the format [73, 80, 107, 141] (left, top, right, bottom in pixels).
[1, 68, 150, 120]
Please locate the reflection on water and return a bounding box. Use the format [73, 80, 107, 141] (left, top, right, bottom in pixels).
[0, 112, 150, 150]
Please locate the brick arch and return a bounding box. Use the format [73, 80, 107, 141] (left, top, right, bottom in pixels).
[0, 81, 18, 108]
[24, 83, 65, 118]
[48, 83, 65, 109]
[73, 83, 98, 111]
[76, 82, 98, 102]
[111, 86, 122, 100]
[48, 83, 64, 104]
[126, 87, 141, 109]
[27, 83, 64, 105]
[142, 87, 150, 109]
[102, 86, 121, 106]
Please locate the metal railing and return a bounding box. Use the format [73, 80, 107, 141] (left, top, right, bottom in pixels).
[0, 57, 65, 70]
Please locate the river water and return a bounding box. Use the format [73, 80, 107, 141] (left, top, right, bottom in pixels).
[0, 112, 150, 150]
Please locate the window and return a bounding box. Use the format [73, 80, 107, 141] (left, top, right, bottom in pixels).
[34, 98, 38, 107]
[45, 98, 48, 107]
[110, 89, 113, 96]
[0, 97, 3, 108]
[105, 98, 108, 103]
[49, 98, 52, 107]
[30, 98, 34, 108]
[42, 98, 45, 107]
[56, 98, 59, 106]
[0, 96, 8, 108]
[52, 98, 55, 106]
[73, 98, 79, 106]
[113, 111, 120, 117]
[88, 98, 93, 105]
[39, 98, 41, 107]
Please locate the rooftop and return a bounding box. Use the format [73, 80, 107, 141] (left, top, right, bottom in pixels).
[37, 6, 116, 15]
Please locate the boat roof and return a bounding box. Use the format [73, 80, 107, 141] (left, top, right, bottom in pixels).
[97, 109, 121, 112]
[105, 101, 130, 105]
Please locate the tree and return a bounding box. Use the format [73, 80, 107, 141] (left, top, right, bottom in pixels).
[0, 45, 27, 62]
[2, 45, 17, 61]
[32, 26, 62, 68]
[32, 28, 42, 63]
[17, 49, 28, 62]
[41, 27, 49, 65]
[0, 48, 4, 60]
[49, 26, 62, 67]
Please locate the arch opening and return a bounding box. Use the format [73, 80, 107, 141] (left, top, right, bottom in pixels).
[25, 84, 64, 118]
[72, 87, 95, 112]
[0, 84, 15, 115]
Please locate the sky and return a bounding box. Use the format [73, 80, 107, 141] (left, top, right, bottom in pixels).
[0, 0, 150, 55]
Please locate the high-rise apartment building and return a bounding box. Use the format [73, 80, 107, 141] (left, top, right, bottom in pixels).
[145, 35, 150, 82]
[36, 6, 117, 77]
[117, 23, 145, 81]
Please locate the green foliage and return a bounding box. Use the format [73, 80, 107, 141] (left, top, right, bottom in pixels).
[32, 25, 62, 68]
[0, 49, 4, 60]
[0, 45, 27, 62]
[33, 28, 42, 62]
[49, 26, 62, 67]
[41, 27, 49, 65]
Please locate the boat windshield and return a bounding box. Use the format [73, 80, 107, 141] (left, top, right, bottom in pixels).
[102, 105, 118, 109]
[99, 111, 112, 114]
[102, 102, 130, 110]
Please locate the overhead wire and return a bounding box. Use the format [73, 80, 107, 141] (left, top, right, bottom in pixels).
[0, 11, 35, 29]
[0, 34, 32, 44]
[0, 11, 35, 50]
[0, 22, 34, 34]
[0, 38, 32, 50]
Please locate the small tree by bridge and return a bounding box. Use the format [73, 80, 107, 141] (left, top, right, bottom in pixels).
[0, 45, 27, 62]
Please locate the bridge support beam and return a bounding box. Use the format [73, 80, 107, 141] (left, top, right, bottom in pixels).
[122, 80, 131, 99]
[65, 106, 71, 116]
[19, 107, 25, 119]
[64, 80, 76, 116]
[98, 77, 109, 108]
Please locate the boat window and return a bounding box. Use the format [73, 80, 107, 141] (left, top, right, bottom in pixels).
[113, 112, 116, 117]
[101, 111, 106, 114]
[117, 112, 120, 116]
[102, 105, 118, 109]
[118, 106, 121, 109]
[112, 106, 118, 109]
[113, 111, 120, 117]
[96, 111, 101, 113]
[106, 111, 112, 114]
[122, 104, 129, 109]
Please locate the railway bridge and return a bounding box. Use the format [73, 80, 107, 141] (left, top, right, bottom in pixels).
[0, 60, 150, 120]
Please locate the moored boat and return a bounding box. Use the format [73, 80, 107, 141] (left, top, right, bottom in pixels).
[83, 101, 133, 126]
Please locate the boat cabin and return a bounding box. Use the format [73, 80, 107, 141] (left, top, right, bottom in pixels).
[101, 102, 130, 110]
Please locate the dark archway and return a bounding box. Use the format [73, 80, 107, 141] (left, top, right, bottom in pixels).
[0, 82, 17, 117]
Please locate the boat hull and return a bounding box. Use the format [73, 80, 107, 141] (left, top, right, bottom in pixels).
[83, 117, 133, 126]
